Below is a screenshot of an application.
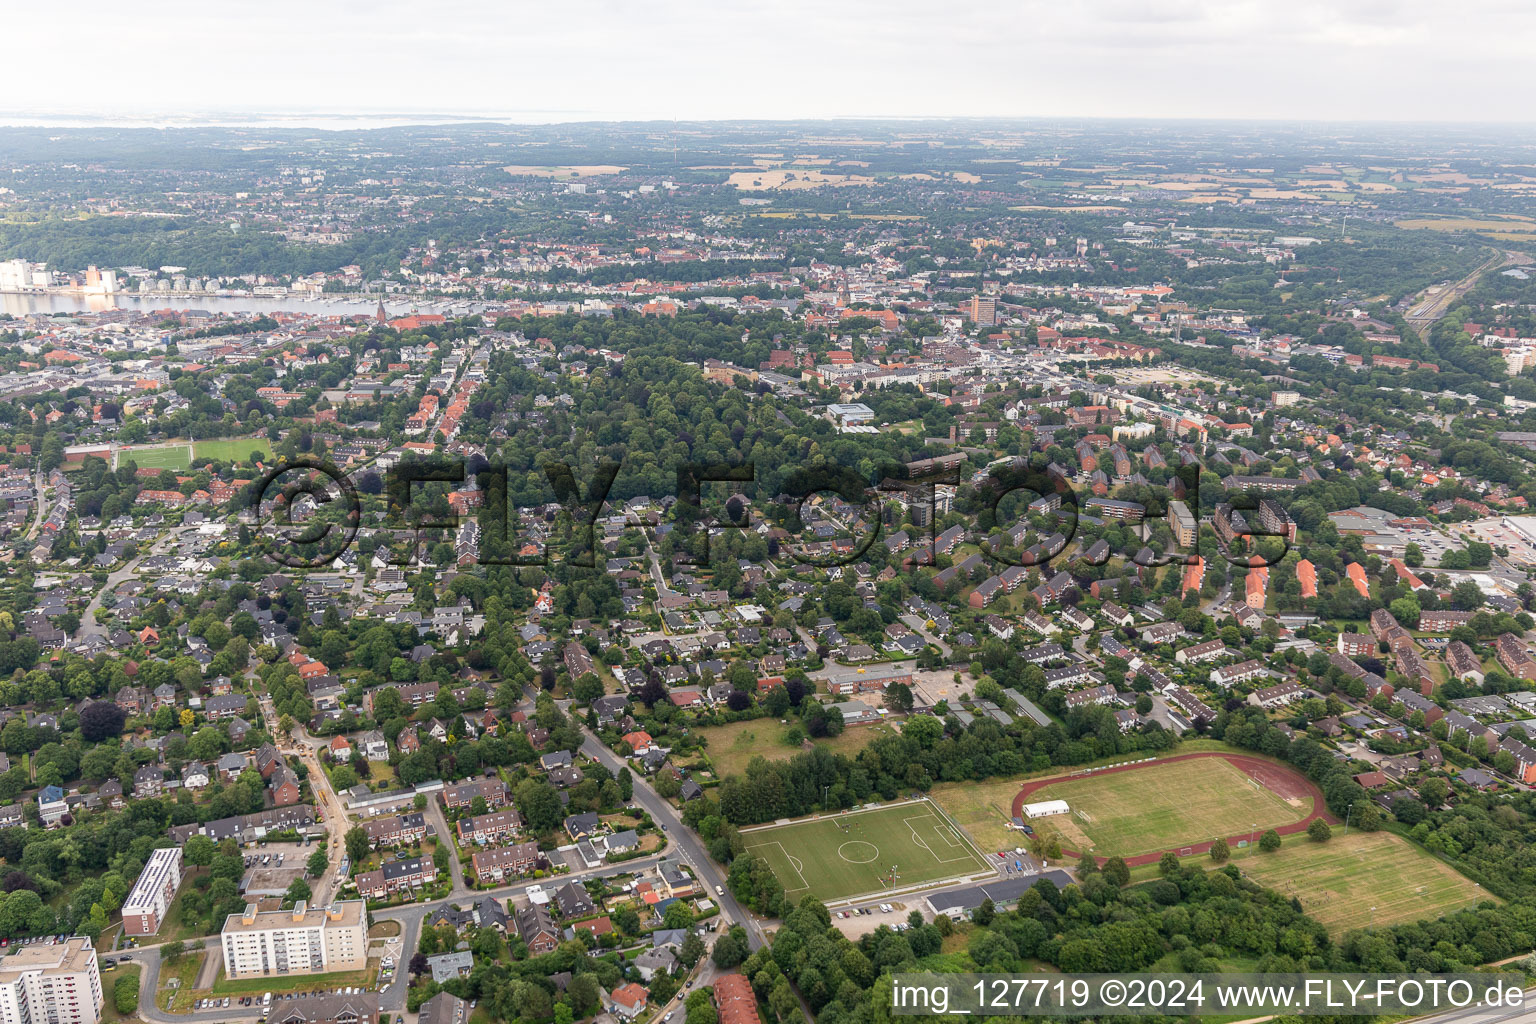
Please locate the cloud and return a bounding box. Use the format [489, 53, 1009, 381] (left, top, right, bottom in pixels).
[1, 0, 1532, 122]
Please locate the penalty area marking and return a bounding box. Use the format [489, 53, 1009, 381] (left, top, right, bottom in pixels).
[744, 840, 811, 893]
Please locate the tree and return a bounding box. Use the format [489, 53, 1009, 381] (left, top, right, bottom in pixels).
[285, 878, 311, 905]
[345, 825, 369, 866]
[79, 702, 127, 742]
[307, 849, 328, 877]
[409, 953, 428, 976]
[712, 926, 749, 969]
[114, 973, 138, 1015]
[678, 932, 706, 968]
[1419, 776, 1449, 807]
[184, 836, 216, 867]
[1354, 802, 1382, 832]
[1101, 856, 1130, 887]
[515, 779, 564, 833]
[612, 906, 641, 935]
[662, 901, 694, 930]
[1259, 829, 1282, 852]
[1158, 851, 1179, 877]
[1308, 818, 1332, 843]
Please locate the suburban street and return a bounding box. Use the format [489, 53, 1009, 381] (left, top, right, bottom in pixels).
[257, 695, 351, 906]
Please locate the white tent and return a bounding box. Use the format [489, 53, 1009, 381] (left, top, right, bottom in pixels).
[1022, 799, 1070, 819]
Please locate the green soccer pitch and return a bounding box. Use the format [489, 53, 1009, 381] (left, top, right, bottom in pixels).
[740, 800, 992, 903]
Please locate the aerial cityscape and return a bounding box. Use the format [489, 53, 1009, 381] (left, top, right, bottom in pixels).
[3, 5, 1536, 1024]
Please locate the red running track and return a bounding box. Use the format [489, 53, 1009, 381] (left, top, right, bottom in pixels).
[1010, 751, 1340, 867]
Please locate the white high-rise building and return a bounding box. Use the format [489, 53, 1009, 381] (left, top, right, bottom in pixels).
[0, 260, 29, 292]
[0, 937, 104, 1024]
[221, 901, 367, 979]
[121, 846, 183, 936]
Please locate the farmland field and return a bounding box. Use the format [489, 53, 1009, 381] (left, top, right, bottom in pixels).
[1021, 754, 1315, 861]
[1235, 830, 1491, 933]
[742, 799, 991, 903]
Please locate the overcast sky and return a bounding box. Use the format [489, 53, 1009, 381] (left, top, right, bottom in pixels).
[4, 0, 1533, 124]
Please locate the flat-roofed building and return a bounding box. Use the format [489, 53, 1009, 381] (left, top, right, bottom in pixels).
[0, 936, 104, 1024]
[122, 846, 183, 936]
[220, 901, 367, 979]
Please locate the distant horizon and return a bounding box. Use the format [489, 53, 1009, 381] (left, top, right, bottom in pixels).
[8, 0, 1536, 126]
[3, 111, 1536, 132]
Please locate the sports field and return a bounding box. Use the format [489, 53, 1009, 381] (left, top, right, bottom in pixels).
[117, 439, 273, 471]
[194, 439, 273, 464]
[742, 800, 991, 903]
[1025, 756, 1312, 860]
[120, 444, 193, 470]
[1236, 830, 1491, 934]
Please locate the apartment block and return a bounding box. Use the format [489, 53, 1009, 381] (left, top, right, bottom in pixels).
[122, 847, 183, 936]
[0, 937, 104, 1024]
[221, 901, 367, 979]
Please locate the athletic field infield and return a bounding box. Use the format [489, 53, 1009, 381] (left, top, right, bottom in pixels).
[1013, 752, 1328, 865]
[741, 800, 992, 903]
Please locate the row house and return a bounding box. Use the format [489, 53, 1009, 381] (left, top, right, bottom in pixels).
[354, 856, 437, 899]
[456, 808, 525, 846]
[442, 777, 509, 811]
[1175, 639, 1227, 665]
[1064, 684, 1119, 709]
[1247, 681, 1303, 707]
[1211, 660, 1268, 687]
[472, 842, 541, 883]
[360, 813, 428, 849]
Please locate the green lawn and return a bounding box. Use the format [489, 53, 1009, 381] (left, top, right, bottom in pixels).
[1233, 830, 1491, 935]
[194, 439, 274, 465]
[929, 780, 1026, 856]
[155, 952, 205, 1013]
[151, 867, 212, 943]
[741, 799, 990, 903]
[694, 718, 895, 779]
[100, 964, 141, 1024]
[209, 963, 378, 996]
[121, 445, 194, 471]
[1027, 757, 1306, 859]
[118, 439, 274, 472]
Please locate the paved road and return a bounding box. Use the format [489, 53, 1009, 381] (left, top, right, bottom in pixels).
[24, 466, 47, 541]
[79, 525, 201, 639]
[1401, 993, 1534, 1024]
[258, 696, 350, 905]
[575, 729, 764, 951]
[899, 614, 951, 659]
[420, 797, 465, 892]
